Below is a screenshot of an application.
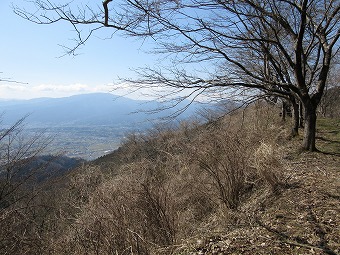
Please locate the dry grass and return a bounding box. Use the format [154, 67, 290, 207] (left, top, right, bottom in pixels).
[2, 102, 338, 255]
[253, 142, 284, 192]
[43, 103, 288, 254]
[171, 113, 340, 255]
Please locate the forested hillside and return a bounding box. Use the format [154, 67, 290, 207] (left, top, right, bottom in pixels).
[3, 0, 340, 254]
[1, 103, 339, 255]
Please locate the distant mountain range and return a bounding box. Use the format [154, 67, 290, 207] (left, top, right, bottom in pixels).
[0, 93, 219, 160]
[0, 93, 202, 127]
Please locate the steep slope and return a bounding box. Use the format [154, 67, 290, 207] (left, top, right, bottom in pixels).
[170, 118, 340, 255]
[83, 110, 340, 255]
[1, 104, 338, 255]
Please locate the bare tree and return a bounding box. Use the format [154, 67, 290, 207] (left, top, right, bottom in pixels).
[0, 116, 53, 253]
[14, 0, 340, 151]
[0, 115, 52, 210]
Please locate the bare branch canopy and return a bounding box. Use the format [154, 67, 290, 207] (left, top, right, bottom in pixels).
[13, 0, 340, 150]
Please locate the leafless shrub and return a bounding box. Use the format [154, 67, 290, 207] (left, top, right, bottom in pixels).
[50, 158, 177, 255]
[190, 130, 250, 209]
[49, 120, 221, 254]
[220, 101, 282, 141]
[67, 164, 104, 205]
[253, 142, 283, 192]
[0, 117, 54, 255]
[0, 103, 289, 254]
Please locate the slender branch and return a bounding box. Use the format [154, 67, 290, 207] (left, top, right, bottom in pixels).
[103, 0, 113, 26]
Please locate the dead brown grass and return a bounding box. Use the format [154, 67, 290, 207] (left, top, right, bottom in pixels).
[41, 103, 291, 255]
[253, 142, 284, 192]
[4, 102, 338, 255]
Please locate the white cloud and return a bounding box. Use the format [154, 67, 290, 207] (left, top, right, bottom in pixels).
[0, 81, 208, 102]
[0, 83, 111, 99]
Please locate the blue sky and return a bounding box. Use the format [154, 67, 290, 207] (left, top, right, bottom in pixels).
[0, 0, 159, 99]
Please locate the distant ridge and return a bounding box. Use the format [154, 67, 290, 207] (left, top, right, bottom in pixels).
[0, 93, 200, 127]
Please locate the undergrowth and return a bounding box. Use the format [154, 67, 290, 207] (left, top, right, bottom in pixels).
[41, 103, 288, 255]
[1, 103, 339, 255]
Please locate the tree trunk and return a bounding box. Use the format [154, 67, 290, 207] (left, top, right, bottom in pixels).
[299, 101, 304, 128]
[281, 101, 286, 122]
[302, 105, 317, 151]
[291, 99, 299, 136]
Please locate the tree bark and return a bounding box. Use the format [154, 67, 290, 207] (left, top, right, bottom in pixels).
[299, 101, 304, 128]
[291, 99, 299, 137]
[302, 104, 317, 151]
[281, 101, 287, 122]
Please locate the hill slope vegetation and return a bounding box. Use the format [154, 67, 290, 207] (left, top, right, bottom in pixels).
[0, 103, 339, 254]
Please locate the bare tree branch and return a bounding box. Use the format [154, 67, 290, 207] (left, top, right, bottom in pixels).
[13, 0, 340, 150]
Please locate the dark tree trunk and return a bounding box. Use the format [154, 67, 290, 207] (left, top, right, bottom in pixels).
[291, 99, 299, 137]
[302, 104, 317, 151]
[281, 101, 287, 122]
[299, 101, 304, 128]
